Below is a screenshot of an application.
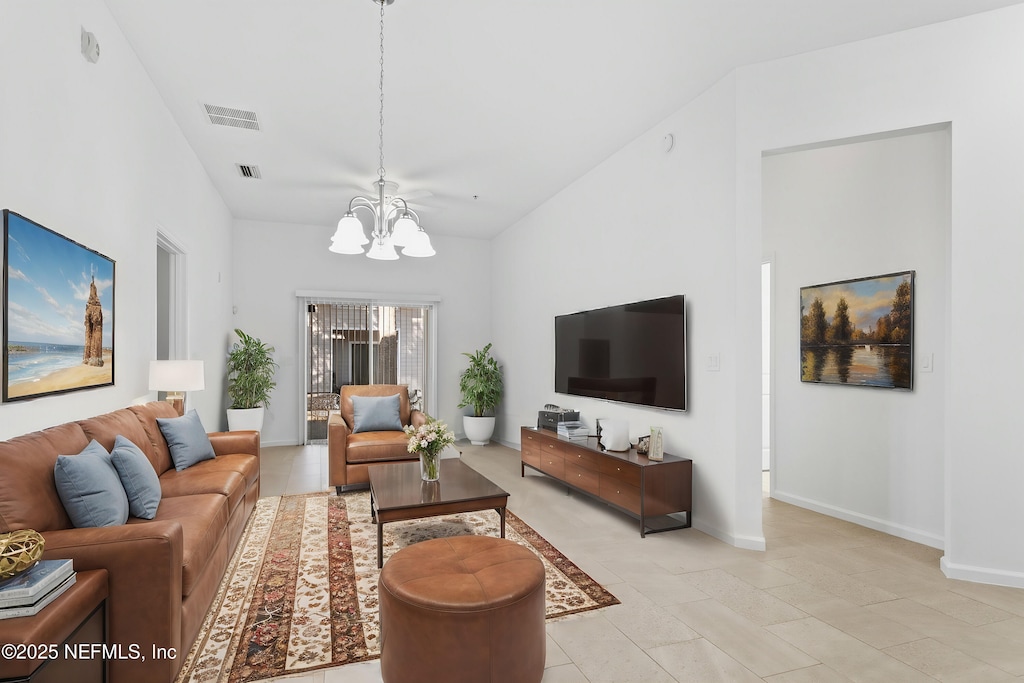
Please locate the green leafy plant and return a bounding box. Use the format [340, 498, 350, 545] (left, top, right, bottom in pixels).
[227, 329, 279, 409]
[458, 343, 503, 417]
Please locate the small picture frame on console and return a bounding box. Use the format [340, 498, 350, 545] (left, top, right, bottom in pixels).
[648, 427, 664, 461]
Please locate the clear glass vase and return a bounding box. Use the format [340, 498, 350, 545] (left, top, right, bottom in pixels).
[419, 451, 440, 481]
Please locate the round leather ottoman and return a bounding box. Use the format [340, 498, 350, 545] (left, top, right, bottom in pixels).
[378, 535, 546, 683]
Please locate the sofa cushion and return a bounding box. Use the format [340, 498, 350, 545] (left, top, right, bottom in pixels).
[346, 431, 417, 464]
[78, 409, 156, 464]
[352, 394, 403, 433]
[156, 410, 216, 471]
[159, 467, 246, 512]
[196, 452, 260, 489]
[128, 493, 228, 597]
[0, 422, 86, 533]
[110, 435, 162, 519]
[54, 440, 130, 528]
[127, 402, 180, 474]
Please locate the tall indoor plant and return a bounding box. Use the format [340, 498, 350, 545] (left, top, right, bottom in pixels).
[458, 343, 503, 445]
[226, 328, 278, 432]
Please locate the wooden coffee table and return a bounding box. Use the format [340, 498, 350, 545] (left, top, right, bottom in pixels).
[368, 459, 510, 567]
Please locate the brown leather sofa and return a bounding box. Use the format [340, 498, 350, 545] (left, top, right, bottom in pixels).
[328, 384, 425, 492]
[0, 402, 260, 683]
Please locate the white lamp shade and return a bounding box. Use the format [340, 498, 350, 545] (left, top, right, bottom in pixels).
[401, 229, 436, 258]
[149, 360, 205, 392]
[391, 214, 418, 247]
[329, 214, 369, 254]
[367, 237, 399, 260]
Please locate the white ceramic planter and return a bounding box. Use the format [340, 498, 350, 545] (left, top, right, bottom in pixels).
[227, 407, 265, 432]
[463, 416, 496, 445]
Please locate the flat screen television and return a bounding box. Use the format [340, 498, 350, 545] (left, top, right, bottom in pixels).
[555, 295, 686, 411]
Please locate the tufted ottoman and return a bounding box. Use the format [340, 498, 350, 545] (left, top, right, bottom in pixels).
[378, 535, 546, 683]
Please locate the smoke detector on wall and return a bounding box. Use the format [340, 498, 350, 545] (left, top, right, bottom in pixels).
[81, 27, 100, 63]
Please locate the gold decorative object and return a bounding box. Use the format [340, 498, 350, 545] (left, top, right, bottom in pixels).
[0, 529, 45, 580]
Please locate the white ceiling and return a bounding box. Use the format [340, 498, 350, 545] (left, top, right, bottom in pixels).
[103, 0, 1023, 240]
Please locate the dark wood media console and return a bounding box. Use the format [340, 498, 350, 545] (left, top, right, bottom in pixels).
[520, 427, 692, 537]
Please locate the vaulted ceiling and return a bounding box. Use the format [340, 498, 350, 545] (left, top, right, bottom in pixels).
[104, 0, 1023, 240]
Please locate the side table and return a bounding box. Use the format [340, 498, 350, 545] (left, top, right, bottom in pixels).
[0, 568, 108, 683]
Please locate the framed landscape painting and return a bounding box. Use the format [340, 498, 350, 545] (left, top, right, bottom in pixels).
[800, 270, 914, 390]
[3, 210, 115, 401]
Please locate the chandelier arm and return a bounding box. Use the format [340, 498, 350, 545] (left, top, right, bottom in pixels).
[383, 201, 420, 224]
[347, 196, 376, 213]
[350, 202, 383, 239]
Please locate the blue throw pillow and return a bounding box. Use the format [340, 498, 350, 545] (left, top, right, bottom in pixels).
[352, 394, 402, 433]
[110, 435, 162, 519]
[54, 440, 130, 528]
[156, 409, 216, 471]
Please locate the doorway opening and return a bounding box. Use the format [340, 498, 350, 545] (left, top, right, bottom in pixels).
[156, 232, 188, 354]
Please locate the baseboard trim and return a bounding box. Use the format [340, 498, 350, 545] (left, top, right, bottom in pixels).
[693, 519, 766, 551]
[940, 556, 1024, 589]
[772, 489, 944, 550]
[259, 438, 297, 448]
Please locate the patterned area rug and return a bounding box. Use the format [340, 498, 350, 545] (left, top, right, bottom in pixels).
[176, 491, 618, 683]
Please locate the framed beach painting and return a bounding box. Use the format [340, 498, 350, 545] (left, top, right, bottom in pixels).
[800, 270, 914, 390]
[3, 210, 115, 401]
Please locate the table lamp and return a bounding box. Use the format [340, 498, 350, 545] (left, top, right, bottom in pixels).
[149, 360, 205, 416]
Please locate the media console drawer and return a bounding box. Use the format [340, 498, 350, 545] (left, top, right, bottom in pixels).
[564, 461, 600, 496]
[520, 426, 692, 538]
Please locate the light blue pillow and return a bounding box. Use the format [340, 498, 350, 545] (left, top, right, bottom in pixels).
[110, 435, 162, 519]
[156, 409, 216, 471]
[352, 394, 402, 433]
[54, 440, 130, 528]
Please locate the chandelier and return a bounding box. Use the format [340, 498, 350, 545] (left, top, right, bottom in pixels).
[330, 0, 435, 259]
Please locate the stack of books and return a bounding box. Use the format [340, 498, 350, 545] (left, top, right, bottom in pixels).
[0, 559, 76, 620]
[557, 420, 589, 442]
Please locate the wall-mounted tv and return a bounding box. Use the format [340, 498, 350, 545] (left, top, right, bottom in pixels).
[555, 295, 686, 411]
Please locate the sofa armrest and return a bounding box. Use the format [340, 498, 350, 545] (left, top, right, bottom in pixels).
[409, 410, 427, 428]
[42, 521, 184, 682]
[209, 430, 260, 458]
[328, 413, 350, 487]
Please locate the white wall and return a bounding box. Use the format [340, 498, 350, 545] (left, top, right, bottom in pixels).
[735, 7, 1024, 585]
[0, 0, 234, 439]
[231, 220, 491, 446]
[494, 4, 1024, 584]
[763, 127, 950, 547]
[492, 74, 765, 548]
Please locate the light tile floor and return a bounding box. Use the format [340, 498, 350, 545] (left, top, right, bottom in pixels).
[256, 442, 1024, 682]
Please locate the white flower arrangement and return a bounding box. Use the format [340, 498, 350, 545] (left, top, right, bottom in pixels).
[404, 418, 455, 480]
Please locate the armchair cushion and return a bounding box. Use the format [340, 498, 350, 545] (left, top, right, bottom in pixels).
[54, 440, 130, 528]
[352, 394, 403, 433]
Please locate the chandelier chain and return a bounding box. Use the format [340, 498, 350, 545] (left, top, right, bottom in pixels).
[377, 0, 386, 182]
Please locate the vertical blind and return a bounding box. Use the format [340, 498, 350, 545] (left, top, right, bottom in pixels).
[302, 296, 433, 442]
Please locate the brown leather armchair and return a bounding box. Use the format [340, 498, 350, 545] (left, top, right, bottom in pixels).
[328, 384, 426, 492]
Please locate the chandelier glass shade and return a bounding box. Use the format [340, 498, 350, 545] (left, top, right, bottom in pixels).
[330, 0, 435, 259]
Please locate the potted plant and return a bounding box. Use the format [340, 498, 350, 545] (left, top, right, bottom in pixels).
[458, 343, 503, 445]
[226, 328, 279, 432]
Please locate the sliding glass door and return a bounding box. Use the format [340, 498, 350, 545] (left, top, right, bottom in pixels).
[302, 297, 433, 442]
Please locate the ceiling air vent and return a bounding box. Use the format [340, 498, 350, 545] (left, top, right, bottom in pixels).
[236, 164, 261, 179]
[203, 103, 260, 131]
